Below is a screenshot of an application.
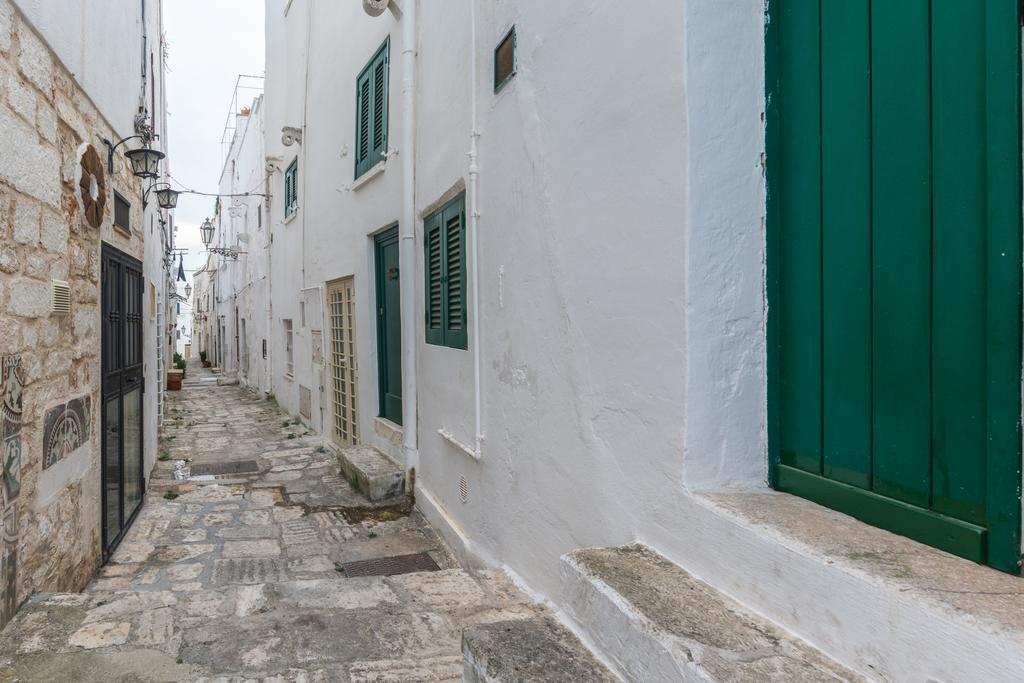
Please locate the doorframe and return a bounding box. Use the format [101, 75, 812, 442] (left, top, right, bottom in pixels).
[764, 1, 1023, 572]
[374, 226, 402, 424]
[100, 242, 146, 561]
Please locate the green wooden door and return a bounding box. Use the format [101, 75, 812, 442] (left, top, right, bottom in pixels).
[375, 227, 402, 425]
[767, 0, 1022, 571]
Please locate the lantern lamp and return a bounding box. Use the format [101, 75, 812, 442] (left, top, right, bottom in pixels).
[184, 283, 192, 298]
[155, 186, 180, 209]
[200, 218, 215, 247]
[124, 146, 165, 179]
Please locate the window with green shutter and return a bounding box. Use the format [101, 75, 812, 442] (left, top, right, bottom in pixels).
[355, 39, 390, 179]
[284, 158, 298, 217]
[424, 194, 467, 350]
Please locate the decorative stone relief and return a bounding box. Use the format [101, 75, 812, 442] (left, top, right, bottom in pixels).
[1, 356, 23, 501]
[42, 395, 90, 470]
[0, 355, 23, 626]
[77, 144, 107, 229]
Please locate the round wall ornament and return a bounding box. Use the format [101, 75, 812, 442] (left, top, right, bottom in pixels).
[76, 143, 107, 228]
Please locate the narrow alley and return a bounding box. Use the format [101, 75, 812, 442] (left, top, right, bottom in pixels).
[2, 0, 1023, 679]
[0, 363, 612, 681]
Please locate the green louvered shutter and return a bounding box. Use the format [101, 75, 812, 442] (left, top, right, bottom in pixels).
[355, 39, 388, 179]
[284, 159, 297, 217]
[424, 194, 467, 349]
[443, 199, 467, 349]
[424, 213, 444, 345]
[371, 52, 388, 159]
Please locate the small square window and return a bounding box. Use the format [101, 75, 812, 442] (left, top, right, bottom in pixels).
[113, 191, 131, 235]
[494, 26, 516, 92]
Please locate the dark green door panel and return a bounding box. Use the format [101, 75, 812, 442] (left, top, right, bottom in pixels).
[375, 227, 402, 425]
[870, 0, 932, 509]
[930, 0, 987, 525]
[776, 0, 822, 476]
[820, 0, 871, 489]
[766, 0, 1022, 571]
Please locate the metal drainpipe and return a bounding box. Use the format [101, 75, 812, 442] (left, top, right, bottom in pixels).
[468, 0, 483, 458]
[399, 0, 419, 472]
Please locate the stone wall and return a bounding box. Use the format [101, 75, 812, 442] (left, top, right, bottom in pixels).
[0, 0, 145, 627]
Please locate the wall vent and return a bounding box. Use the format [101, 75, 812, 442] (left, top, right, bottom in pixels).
[50, 280, 71, 315]
[459, 475, 469, 504]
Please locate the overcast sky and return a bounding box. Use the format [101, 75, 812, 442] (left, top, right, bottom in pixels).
[164, 0, 265, 333]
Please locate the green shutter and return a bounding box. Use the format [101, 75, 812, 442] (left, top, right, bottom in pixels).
[284, 159, 298, 217]
[372, 54, 388, 157]
[424, 194, 468, 349]
[355, 39, 389, 179]
[356, 72, 372, 175]
[424, 214, 444, 345]
[444, 200, 467, 349]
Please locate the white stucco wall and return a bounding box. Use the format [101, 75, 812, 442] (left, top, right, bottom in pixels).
[13, 0, 150, 140]
[413, 0, 767, 601]
[261, 0, 767, 607]
[214, 96, 270, 394]
[265, 0, 407, 454]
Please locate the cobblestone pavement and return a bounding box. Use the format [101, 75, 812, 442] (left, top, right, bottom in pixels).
[0, 364, 541, 681]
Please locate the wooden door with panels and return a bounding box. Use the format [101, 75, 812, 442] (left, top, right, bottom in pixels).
[328, 277, 360, 447]
[767, 0, 1022, 571]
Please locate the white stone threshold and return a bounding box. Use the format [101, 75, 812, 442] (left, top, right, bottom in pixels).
[641, 491, 1024, 682]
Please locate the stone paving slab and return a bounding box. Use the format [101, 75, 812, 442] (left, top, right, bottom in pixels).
[0, 363, 543, 681]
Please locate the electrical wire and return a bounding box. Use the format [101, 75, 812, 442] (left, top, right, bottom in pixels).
[168, 172, 266, 198]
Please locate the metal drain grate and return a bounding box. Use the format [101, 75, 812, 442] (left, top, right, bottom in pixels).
[190, 460, 260, 476]
[340, 552, 440, 578]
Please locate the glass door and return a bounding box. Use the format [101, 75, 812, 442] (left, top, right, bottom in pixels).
[101, 244, 145, 558]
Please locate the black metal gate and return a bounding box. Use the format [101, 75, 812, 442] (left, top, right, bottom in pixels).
[101, 243, 145, 558]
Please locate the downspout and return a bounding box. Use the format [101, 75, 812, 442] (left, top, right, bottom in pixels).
[300, 0, 313, 299]
[434, 0, 483, 461]
[468, 0, 483, 458]
[265, 174, 274, 396]
[399, 0, 419, 471]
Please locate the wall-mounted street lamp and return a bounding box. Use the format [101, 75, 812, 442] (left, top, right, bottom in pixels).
[143, 183, 180, 210]
[103, 133, 163, 176]
[155, 185, 180, 209]
[200, 218, 215, 247]
[199, 217, 240, 260]
[184, 283, 192, 298]
[124, 146, 165, 179]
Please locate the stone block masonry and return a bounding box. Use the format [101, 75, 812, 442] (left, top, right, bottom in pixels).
[0, 0, 147, 629]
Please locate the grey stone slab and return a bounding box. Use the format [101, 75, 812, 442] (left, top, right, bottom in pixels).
[564, 545, 860, 682]
[462, 617, 617, 683]
[335, 445, 405, 501]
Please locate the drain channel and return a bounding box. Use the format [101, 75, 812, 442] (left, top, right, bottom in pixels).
[190, 460, 260, 476]
[340, 552, 440, 578]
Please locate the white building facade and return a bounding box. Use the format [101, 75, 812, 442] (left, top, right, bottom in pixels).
[253, 2, 1024, 680]
[207, 88, 271, 394]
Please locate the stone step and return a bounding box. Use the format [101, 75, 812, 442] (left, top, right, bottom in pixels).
[461, 617, 618, 682]
[335, 445, 405, 501]
[561, 545, 861, 682]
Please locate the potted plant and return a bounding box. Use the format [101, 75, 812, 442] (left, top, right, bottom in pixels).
[167, 368, 183, 391]
[200, 350, 211, 368]
[173, 352, 186, 378]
